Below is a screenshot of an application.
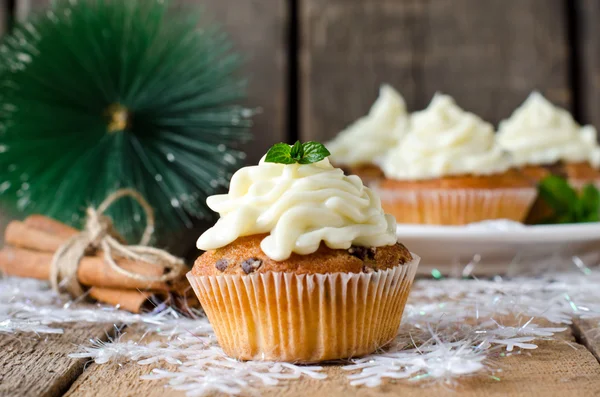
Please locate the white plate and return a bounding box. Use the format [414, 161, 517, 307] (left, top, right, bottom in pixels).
[396, 220, 600, 276]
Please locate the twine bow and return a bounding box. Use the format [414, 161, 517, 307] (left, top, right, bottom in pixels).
[50, 189, 186, 297]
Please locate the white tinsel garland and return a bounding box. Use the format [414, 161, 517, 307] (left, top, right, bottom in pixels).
[2, 266, 600, 395]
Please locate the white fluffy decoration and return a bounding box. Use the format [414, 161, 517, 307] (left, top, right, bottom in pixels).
[2, 266, 600, 395]
[70, 320, 326, 396]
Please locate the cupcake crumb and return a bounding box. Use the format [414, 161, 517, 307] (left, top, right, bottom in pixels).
[215, 259, 229, 272]
[241, 258, 263, 274]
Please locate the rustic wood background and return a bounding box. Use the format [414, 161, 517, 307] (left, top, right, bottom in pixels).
[4, 0, 597, 156]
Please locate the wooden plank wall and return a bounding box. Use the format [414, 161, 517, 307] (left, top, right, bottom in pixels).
[575, 0, 600, 129]
[300, 0, 571, 141]
[196, 0, 289, 163]
[1, 0, 598, 158]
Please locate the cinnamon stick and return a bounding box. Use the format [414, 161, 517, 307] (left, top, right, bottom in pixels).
[7, 218, 135, 254]
[2, 214, 198, 312]
[4, 219, 174, 290]
[0, 246, 169, 291]
[88, 287, 155, 313]
[24, 215, 78, 238]
[5, 221, 68, 252]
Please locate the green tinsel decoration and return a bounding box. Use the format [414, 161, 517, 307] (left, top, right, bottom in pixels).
[0, 0, 252, 243]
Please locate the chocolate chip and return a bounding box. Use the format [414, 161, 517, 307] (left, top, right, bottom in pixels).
[367, 247, 377, 260]
[241, 258, 262, 274]
[348, 246, 376, 260]
[348, 246, 368, 260]
[215, 259, 229, 272]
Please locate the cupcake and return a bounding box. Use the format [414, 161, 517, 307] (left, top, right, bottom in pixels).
[326, 85, 409, 183]
[496, 91, 600, 188]
[375, 94, 536, 225]
[496, 92, 600, 223]
[188, 142, 420, 362]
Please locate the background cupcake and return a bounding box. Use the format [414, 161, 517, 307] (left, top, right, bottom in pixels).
[375, 94, 536, 225]
[497, 91, 600, 188]
[326, 85, 409, 183]
[189, 142, 419, 363]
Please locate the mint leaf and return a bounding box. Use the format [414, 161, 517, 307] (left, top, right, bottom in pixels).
[536, 176, 600, 224]
[299, 141, 331, 164]
[290, 140, 304, 161]
[538, 175, 578, 214]
[580, 184, 600, 222]
[263, 141, 331, 165]
[264, 143, 295, 164]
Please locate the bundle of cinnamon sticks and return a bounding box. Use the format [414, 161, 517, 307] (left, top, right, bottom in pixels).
[0, 215, 197, 313]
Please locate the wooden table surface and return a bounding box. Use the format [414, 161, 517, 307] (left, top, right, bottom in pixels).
[2, 305, 600, 397]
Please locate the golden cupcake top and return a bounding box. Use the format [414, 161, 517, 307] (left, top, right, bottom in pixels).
[196, 141, 397, 261]
[193, 234, 412, 276]
[326, 85, 408, 166]
[382, 94, 511, 180]
[497, 92, 600, 167]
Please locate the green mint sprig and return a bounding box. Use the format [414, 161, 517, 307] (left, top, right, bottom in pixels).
[538, 175, 600, 223]
[264, 141, 331, 165]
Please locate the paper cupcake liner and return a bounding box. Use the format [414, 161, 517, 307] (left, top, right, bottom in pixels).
[187, 255, 420, 363]
[373, 187, 537, 225]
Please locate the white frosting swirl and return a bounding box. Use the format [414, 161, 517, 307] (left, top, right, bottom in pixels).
[326, 85, 408, 166]
[196, 157, 397, 261]
[382, 94, 511, 180]
[497, 92, 600, 167]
